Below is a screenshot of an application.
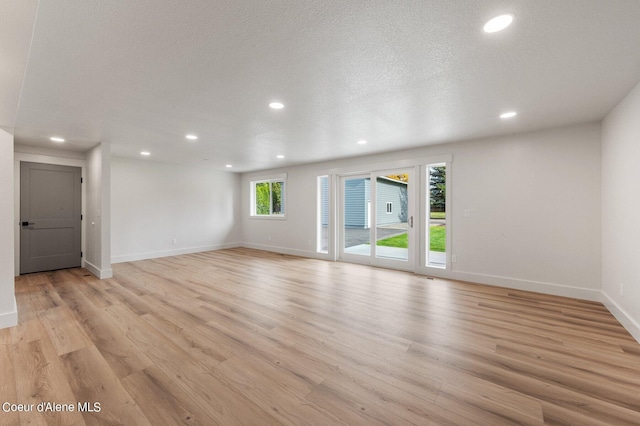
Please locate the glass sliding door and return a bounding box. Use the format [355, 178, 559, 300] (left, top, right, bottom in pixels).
[340, 168, 415, 271]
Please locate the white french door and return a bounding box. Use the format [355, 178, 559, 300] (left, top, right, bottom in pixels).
[339, 168, 416, 271]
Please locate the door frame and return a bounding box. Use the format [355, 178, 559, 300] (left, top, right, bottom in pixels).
[14, 153, 86, 276]
[338, 167, 417, 272]
[326, 154, 452, 274]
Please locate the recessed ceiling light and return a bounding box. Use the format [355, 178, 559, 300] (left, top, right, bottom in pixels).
[225, 164, 233, 168]
[357, 140, 367, 145]
[50, 137, 65, 142]
[269, 102, 284, 110]
[276, 154, 285, 159]
[483, 14, 514, 33]
[500, 111, 517, 119]
[186, 134, 198, 140]
[140, 151, 151, 156]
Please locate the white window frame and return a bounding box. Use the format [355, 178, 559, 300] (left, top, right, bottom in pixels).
[250, 173, 287, 218]
[317, 175, 330, 253]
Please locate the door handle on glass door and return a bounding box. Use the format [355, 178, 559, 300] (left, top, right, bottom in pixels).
[409, 216, 413, 228]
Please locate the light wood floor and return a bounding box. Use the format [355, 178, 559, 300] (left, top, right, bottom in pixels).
[1, 248, 639, 425]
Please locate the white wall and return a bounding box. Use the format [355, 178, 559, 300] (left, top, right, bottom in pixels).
[601, 80, 640, 341]
[111, 157, 241, 263]
[85, 143, 113, 278]
[0, 130, 17, 329]
[241, 122, 602, 300]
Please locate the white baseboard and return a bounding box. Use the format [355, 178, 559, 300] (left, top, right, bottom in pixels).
[240, 242, 333, 261]
[0, 296, 18, 330]
[601, 291, 640, 343]
[241, 245, 603, 302]
[423, 268, 602, 302]
[111, 242, 241, 264]
[84, 260, 113, 279]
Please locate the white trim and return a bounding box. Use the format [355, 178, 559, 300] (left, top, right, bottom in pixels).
[248, 215, 286, 220]
[601, 291, 640, 343]
[0, 296, 18, 329]
[84, 260, 113, 279]
[111, 242, 241, 264]
[423, 267, 601, 301]
[327, 154, 453, 175]
[241, 242, 332, 260]
[244, 171, 287, 181]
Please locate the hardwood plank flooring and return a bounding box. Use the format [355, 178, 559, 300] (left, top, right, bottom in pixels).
[1, 247, 639, 425]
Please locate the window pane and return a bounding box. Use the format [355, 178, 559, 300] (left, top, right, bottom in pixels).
[376, 173, 408, 261]
[318, 176, 329, 252]
[427, 165, 446, 267]
[255, 182, 271, 215]
[272, 181, 284, 214]
[343, 177, 370, 256]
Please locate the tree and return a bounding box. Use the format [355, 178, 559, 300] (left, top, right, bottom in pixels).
[429, 166, 446, 212]
[255, 182, 270, 214]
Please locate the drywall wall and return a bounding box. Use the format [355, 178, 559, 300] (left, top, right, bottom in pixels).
[85, 143, 112, 278]
[601, 80, 640, 341]
[241, 122, 602, 300]
[0, 130, 16, 329]
[111, 157, 241, 263]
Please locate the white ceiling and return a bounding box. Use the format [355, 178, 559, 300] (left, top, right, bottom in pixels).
[3, 0, 640, 172]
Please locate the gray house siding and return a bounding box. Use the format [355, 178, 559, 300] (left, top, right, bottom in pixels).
[375, 177, 407, 226]
[343, 177, 406, 229]
[344, 178, 368, 228]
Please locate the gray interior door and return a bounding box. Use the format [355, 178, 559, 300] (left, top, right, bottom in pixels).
[20, 162, 82, 274]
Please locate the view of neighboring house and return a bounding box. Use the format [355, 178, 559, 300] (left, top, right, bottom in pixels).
[343, 177, 407, 229]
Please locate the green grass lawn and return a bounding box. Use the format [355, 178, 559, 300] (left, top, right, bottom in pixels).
[430, 212, 446, 219]
[376, 226, 446, 252]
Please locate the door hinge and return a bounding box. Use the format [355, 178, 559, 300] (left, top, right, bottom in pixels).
[80, 251, 83, 258]
[81, 214, 83, 220]
[81, 177, 83, 183]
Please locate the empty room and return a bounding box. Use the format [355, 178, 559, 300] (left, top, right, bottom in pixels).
[1, 1, 640, 424]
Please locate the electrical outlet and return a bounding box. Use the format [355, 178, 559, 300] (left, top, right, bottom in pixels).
[464, 209, 471, 218]
[451, 255, 457, 263]
[268, 235, 272, 241]
[172, 239, 177, 245]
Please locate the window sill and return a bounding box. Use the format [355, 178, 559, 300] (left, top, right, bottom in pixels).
[249, 215, 287, 220]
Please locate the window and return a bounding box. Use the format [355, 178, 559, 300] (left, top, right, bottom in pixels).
[251, 176, 286, 217]
[386, 202, 393, 214]
[427, 163, 446, 267]
[317, 176, 329, 253]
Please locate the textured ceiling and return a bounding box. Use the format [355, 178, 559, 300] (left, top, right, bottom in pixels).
[3, 0, 640, 172]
